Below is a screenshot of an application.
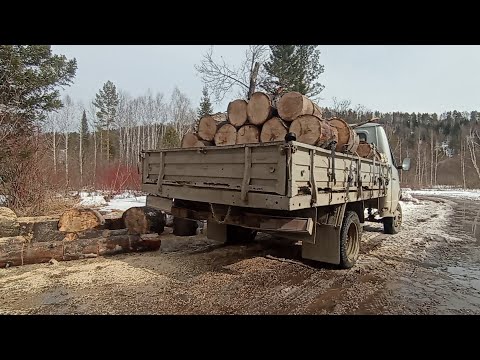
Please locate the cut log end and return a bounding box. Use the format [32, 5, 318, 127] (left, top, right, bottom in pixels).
[289, 115, 337, 147]
[236, 125, 260, 144]
[181, 132, 211, 148]
[197, 115, 218, 141]
[58, 208, 105, 233]
[247, 92, 273, 125]
[122, 206, 166, 235]
[277, 91, 323, 121]
[227, 99, 248, 127]
[328, 117, 360, 153]
[214, 123, 237, 146]
[260, 117, 288, 143]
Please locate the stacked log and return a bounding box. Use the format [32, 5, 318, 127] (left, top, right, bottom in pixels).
[182, 90, 380, 160]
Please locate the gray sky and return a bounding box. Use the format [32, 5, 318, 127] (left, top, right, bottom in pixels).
[51, 45, 480, 114]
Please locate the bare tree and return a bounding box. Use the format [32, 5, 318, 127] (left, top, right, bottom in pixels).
[57, 95, 75, 187]
[195, 45, 268, 103]
[332, 97, 352, 118]
[467, 129, 480, 183]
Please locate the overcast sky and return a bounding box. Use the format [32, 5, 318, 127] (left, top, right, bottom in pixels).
[51, 45, 480, 114]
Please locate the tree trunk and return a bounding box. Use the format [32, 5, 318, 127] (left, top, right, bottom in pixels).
[214, 123, 237, 146]
[53, 130, 57, 176]
[181, 132, 212, 148]
[0, 234, 161, 268]
[328, 117, 359, 153]
[94, 130, 97, 179]
[79, 128, 83, 187]
[461, 139, 466, 189]
[247, 92, 274, 125]
[260, 117, 289, 143]
[399, 139, 403, 184]
[107, 126, 110, 162]
[227, 99, 248, 127]
[58, 208, 105, 233]
[236, 125, 260, 144]
[247, 62, 260, 100]
[277, 91, 323, 121]
[197, 114, 227, 141]
[122, 206, 166, 235]
[430, 131, 434, 186]
[65, 131, 69, 186]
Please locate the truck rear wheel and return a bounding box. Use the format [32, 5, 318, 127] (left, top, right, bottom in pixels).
[226, 225, 257, 244]
[173, 217, 198, 236]
[383, 203, 402, 234]
[339, 211, 361, 269]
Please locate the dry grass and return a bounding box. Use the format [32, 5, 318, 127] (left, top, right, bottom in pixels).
[14, 191, 79, 217]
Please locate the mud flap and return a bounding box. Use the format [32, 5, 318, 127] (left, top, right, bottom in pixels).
[206, 220, 227, 243]
[301, 204, 346, 265]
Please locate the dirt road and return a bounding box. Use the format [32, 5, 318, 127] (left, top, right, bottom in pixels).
[1, 195, 479, 314]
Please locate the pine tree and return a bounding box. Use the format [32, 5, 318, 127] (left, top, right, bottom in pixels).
[0, 45, 77, 137]
[93, 81, 119, 162]
[197, 85, 213, 118]
[262, 45, 325, 97]
[80, 110, 89, 146]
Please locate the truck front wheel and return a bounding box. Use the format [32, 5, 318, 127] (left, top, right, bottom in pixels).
[339, 211, 361, 269]
[383, 203, 402, 234]
[226, 225, 257, 245]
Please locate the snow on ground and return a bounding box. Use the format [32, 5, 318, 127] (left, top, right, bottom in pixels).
[76, 191, 146, 212]
[405, 188, 480, 201]
[78, 195, 107, 207]
[100, 193, 146, 212]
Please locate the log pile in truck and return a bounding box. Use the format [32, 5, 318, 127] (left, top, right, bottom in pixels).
[143, 91, 412, 269]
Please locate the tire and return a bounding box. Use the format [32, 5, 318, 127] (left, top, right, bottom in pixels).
[383, 202, 402, 234]
[226, 225, 257, 245]
[339, 211, 361, 269]
[173, 217, 198, 236]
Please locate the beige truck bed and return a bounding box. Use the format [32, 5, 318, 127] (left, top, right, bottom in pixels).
[141, 141, 390, 211]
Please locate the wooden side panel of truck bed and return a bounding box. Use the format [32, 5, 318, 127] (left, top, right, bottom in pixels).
[142, 141, 390, 211]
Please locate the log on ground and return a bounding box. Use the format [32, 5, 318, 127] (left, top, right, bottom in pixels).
[214, 123, 237, 146]
[289, 115, 338, 147]
[0, 236, 27, 267]
[0, 207, 20, 237]
[277, 91, 323, 121]
[122, 206, 166, 234]
[58, 208, 105, 233]
[227, 99, 248, 127]
[18, 216, 64, 242]
[247, 92, 274, 125]
[260, 117, 289, 142]
[236, 125, 260, 144]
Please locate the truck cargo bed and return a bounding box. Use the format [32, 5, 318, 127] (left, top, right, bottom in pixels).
[141, 141, 390, 211]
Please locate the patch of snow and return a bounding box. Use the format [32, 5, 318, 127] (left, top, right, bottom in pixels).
[405, 188, 480, 201]
[78, 195, 107, 207]
[100, 192, 146, 212]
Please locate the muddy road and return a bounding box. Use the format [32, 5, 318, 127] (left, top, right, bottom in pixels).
[1, 195, 479, 315]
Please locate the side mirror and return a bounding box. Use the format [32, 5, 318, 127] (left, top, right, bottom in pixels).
[397, 158, 411, 171]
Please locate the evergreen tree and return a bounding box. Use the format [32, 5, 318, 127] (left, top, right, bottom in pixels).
[197, 85, 213, 118]
[0, 45, 77, 135]
[262, 45, 325, 97]
[93, 81, 119, 161]
[80, 110, 89, 145]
